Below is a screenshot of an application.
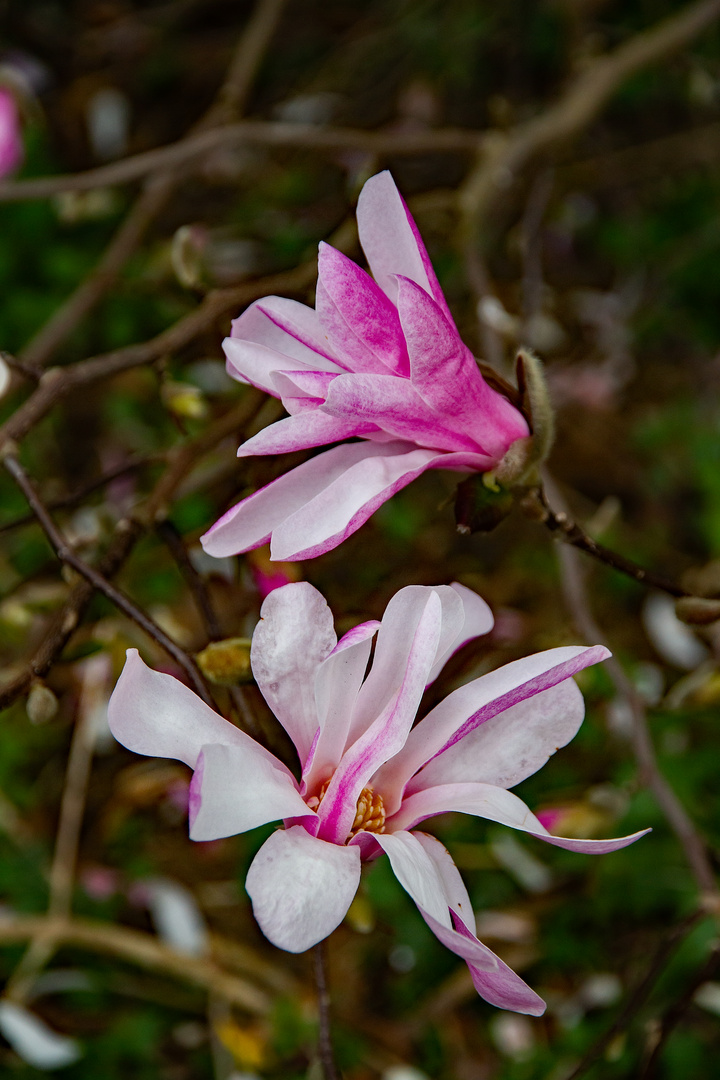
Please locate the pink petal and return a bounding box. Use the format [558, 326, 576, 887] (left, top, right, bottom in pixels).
[188, 743, 315, 841]
[413, 831, 476, 932]
[396, 276, 529, 459]
[231, 296, 342, 369]
[425, 908, 547, 1015]
[322, 372, 482, 453]
[245, 826, 361, 952]
[237, 411, 377, 457]
[407, 679, 584, 793]
[316, 243, 409, 375]
[108, 649, 288, 773]
[379, 645, 610, 810]
[316, 592, 443, 845]
[200, 441, 492, 562]
[389, 782, 650, 853]
[0, 90, 23, 178]
[251, 582, 337, 765]
[356, 171, 453, 322]
[303, 620, 380, 793]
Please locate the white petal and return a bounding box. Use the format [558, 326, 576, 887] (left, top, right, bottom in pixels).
[413, 831, 476, 934]
[189, 743, 314, 840]
[374, 830, 453, 928]
[141, 877, 209, 956]
[425, 583, 493, 685]
[408, 679, 584, 792]
[0, 1002, 82, 1069]
[245, 826, 361, 952]
[251, 582, 336, 764]
[107, 649, 286, 772]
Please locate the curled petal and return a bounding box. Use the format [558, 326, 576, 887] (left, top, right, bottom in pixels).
[231, 296, 341, 369]
[389, 782, 650, 853]
[426, 582, 494, 686]
[108, 649, 285, 772]
[251, 582, 337, 764]
[245, 826, 361, 953]
[237, 411, 377, 457]
[189, 743, 314, 841]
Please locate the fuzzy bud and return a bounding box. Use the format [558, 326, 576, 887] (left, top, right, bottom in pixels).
[195, 638, 252, 685]
[495, 349, 555, 487]
[26, 681, 58, 725]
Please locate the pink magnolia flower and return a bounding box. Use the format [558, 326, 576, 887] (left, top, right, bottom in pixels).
[107, 582, 647, 1015]
[0, 89, 23, 178]
[201, 171, 530, 562]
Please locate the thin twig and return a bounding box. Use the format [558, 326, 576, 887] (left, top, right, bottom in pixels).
[563, 910, 705, 1080]
[157, 518, 222, 641]
[3, 453, 215, 707]
[520, 167, 554, 331]
[522, 484, 691, 598]
[0, 914, 271, 1015]
[459, 0, 720, 250]
[545, 475, 718, 901]
[313, 941, 340, 1080]
[17, 0, 289, 371]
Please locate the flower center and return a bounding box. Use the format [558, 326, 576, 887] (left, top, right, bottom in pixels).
[307, 780, 386, 839]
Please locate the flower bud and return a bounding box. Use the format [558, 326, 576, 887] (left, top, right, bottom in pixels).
[161, 380, 207, 420]
[26, 681, 58, 724]
[195, 638, 252, 685]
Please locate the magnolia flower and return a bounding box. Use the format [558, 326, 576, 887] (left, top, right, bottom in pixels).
[0, 88, 23, 178]
[201, 171, 530, 562]
[108, 582, 647, 1015]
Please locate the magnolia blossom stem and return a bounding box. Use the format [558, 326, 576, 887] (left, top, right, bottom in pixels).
[313, 942, 340, 1080]
[525, 485, 690, 598]
[3, 453, 215, 708]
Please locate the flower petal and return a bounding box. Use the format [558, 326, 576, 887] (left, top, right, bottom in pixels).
[189, 743, 314, 841]
[322, 372, 482, 453]
[396, 276, 529, 458]
[407, 679, 585, 792]
[251, 582, 336, 764]
[108, 649, 285, 771]
[356, 170, 453, 322]
[231, 296, 342, 369]
[316, 242, 409, 375]
[425, 582, 494, 686]
[412, 831, 476, 932]
[317, 592, 443, 844]
[245, 826, 361, 952]
[389, 782, 650, 853]
[424, 909, 547, 1015]
[304, 620, 380, 792]
[378, 645, 609, 809]
[237, 410, 377, 457]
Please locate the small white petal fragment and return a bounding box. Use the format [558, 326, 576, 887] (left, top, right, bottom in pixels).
[0, 1001, 82, 1069]
[142, 877, 209, 956]
[642, 593, 709, 671]
[0, 354, 10, 400]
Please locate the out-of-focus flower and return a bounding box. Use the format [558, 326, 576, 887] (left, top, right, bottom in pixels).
[108, 581, 647, 1015]
[201, 171, 532, 562]
[0, 87, 23, 177]
[247, 545, 301, 599]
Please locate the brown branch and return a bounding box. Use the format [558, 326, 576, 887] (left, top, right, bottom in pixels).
[313, 941, 340, 1080]
[522, 485, 691, 598]
[545, 476, 718, 901]
[17, 0, 290, 371]
[4, 453, 216, 707]
[156, 518, 222, 641]
[0, 261, 315, 451]
[0, 914, 271, 1015]
[0, 391, 264, 714]
[459, 0, 720, 246]
[0, 123, 481, 204]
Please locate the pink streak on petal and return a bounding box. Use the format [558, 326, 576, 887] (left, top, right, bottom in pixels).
[316, 593, 442, 844]
[236, 411, 378, 458]
[231, 295, 343, 369]
[388, 781, 650, 854]
[322, 372, 482, 453]
[379, 645, 610, 806]
[316, 242, 409, 375]
[251, 582, 336, 765]
[188, 751, 204, 832]
[0, 90, 23, 178]
[245, 826, 361, 953]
